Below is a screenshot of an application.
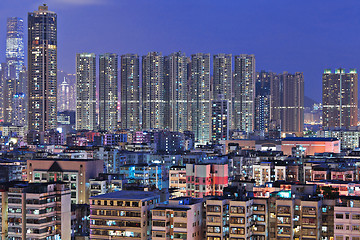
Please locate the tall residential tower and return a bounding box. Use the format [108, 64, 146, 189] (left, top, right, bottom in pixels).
[255, 71, 272, 132]
[142, 52, 165, 130]
[322, 68, 358, 128]
[213, 54, 232, 101]
[234, 54, 255, 132]
[271, 72, 304, 136]
[191, 53, 211, 143]
[99, 53, 118, 132]
[165, 52, 189, 132]
[120, 54, 140, 131]
[28, 5, 57, 131]
[76, 53, 97, 131]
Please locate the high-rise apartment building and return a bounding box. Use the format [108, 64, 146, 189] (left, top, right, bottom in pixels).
[28, 5, 57, 131]
[322, 68, 358, 128]
[120, 54, 140, 130]
[99, 53, 118, 132]
[76, 53, 97, 131]
[213, 54, 232, 101]
[2, 63, 15, 124]
[165, 52, 188, 132]
[211, 99, 229, 143]
[190, 53, 211, 143]
[12, 93, 26, 126]
[255, 71, 272, 132]
[271, 72, 304, 136]
[0, 65, 4, 121]
[142, 52, 165, 129]
[234, 54, 256, 132]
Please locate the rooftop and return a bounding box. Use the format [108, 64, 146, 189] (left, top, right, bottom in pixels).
[90, 190, 159, 200]
[282, 137, 338, 142]
[153, 206, 191, 211]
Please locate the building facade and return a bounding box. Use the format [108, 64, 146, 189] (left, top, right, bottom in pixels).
[5, 17, 26, 126]
[0, 182, 71, 240]
[213, 54, 232, 101]
[120, 54, 140, 131]
[76, 53, 97, 130]
[323, 68, 358, 128]
[99, 53, 118, 132]
[211, 99, 229, 143]
[28, 5, 57, 131]
[271, 72, 304, 136]
[190, 53, 211, 143]
[233, 54, 256, 132]
[186, 163, 228, 198]
[255, 71, 272, 132]
[152, 197, 204, 240]
[27, 157, 103, 204]
[142, 52, 165, 130]
[89, 191, 160, 240]
[165, 52, 189, 132]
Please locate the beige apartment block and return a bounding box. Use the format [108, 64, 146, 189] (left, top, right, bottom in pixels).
[151, 197, 204, 240]
[89, 191, 160, 240]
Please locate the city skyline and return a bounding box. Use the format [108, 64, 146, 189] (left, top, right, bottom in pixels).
[2, 0, 360, 102]
[3, 3, 360, 240]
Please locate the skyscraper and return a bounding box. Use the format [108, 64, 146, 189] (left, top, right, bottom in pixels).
[58, 78, 70, 112]
[271, 72, 304, 136]
[99, 53, 118, 132]
[165, 52, 188, 132]
[2, 63, 15, 124]
[0, 64, 6, 121]
[120, 54, 140, 131]
[322, 68, 358, 128]
[255, 71, 272, 132]
[76, 53, 97, 131]
[12, 93, 26, 126]
[5, 17, 25, 125]
[28, 5, 57, 131]
[191, 53, 211, 143]
[211, 98, 229, 143]
[6, 18, 25, 68]
[142, 52, 165, 130]
[213, 54, 232, 101]
[234, 54, 255, 132]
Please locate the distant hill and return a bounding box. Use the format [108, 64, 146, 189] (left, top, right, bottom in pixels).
[304, 96, 318, 108]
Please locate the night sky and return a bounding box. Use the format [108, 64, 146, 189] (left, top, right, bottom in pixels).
[1, 0, 360, 102]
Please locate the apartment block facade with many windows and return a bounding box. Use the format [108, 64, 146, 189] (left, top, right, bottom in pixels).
[89, 191, 160, 239]
[186, 163, 228, 198]
[0, 182, 71, 240]
[151, 197, 204, 240]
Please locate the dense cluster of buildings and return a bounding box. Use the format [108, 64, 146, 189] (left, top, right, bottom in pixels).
[1, 4, 360, 240]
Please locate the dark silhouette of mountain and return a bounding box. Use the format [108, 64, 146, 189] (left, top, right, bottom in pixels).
[304, 96, 318, 108]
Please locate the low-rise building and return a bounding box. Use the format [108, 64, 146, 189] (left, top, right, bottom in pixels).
[151, 197, 204, 240]
[281, 137, 340, 156]
[0, 182, 71, 240]
[186, 163, 228, 198]
[27, 157, 103, 204]
[89, 190, 160, 239]
[169, 166, 187, 198]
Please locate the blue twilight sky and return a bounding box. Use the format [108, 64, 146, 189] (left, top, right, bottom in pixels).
[1, 0, 360, 102]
